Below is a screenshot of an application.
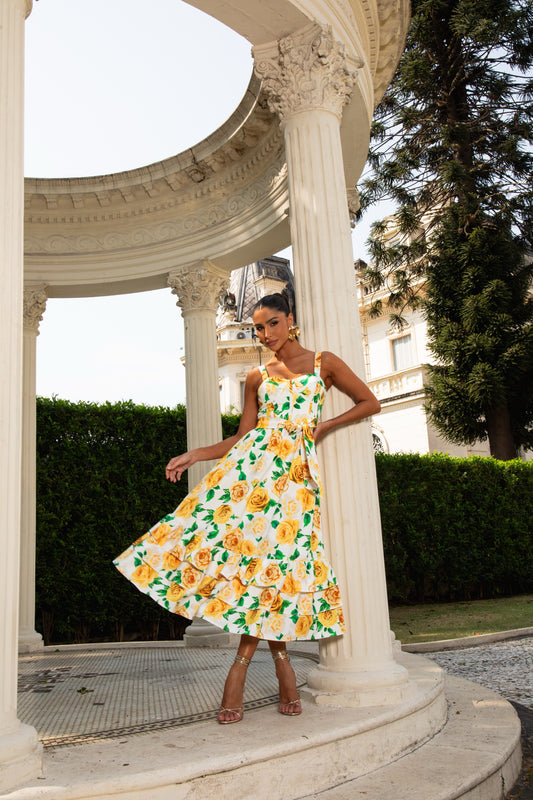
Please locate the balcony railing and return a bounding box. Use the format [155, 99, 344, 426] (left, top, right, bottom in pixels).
[368, 365, 427, 404]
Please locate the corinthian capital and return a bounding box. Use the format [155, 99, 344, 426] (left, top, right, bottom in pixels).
[167, 262, 229, 315]
[23, 283, 48, 334]
[253, 23, 361, 122]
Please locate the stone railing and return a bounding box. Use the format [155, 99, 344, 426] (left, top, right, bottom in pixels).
[368, 365, 427, 404]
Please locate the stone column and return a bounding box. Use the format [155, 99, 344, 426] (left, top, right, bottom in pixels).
[168, 261, 234, 646]
[254, 24, 410, 705]
[0, 0, 43, 790]
[19, 284, 47, 653]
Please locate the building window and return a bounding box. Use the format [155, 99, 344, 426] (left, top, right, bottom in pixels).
[391, 334, 414, 371]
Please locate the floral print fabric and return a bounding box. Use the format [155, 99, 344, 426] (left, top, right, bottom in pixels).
[114, 352, 345, 641]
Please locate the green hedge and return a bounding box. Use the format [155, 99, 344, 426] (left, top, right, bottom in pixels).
[376, 452, 533, 603]
[35, 398, 532, 643]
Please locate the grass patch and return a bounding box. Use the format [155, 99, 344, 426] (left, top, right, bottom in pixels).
[390, 594, 533, 644]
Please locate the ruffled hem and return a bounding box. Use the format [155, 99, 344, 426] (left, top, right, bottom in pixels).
[113, 551, 344, 642]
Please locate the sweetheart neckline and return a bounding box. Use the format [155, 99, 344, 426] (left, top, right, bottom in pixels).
[259, 373, 326, 390]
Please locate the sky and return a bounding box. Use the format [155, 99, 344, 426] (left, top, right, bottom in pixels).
[25, 0, 389, 408]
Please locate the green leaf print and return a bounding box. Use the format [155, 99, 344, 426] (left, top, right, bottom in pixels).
[303, 513, 311, 526]
[133, 557, 142, 567]
[290, 608, 299, 623]
[206, 488, 215, 502]
[274, 456, 284, 469]
[221, 488, 231, 502]
[274, 548, 284, 559]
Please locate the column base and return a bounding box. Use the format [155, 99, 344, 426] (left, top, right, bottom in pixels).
[183, 618, 234, 647]
[0, 722, 42, 793]
[303, 660, 416, 707]
[18, 629, 43, 654]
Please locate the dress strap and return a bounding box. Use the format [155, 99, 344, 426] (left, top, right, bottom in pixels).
[314, 352, 322, 376]
[259, 364, 269, 382]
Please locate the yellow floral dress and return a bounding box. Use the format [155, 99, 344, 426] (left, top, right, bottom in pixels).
[114, 352, 344, 641]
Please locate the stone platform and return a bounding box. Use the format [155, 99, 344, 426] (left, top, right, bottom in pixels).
[0, 642, 523, 799]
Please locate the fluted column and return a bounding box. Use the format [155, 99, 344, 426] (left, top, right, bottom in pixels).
[0, 0, 42, 790]
[254, 24, 410, 705]
[168, 261, 233, 646]
[19, 284, 47, 653]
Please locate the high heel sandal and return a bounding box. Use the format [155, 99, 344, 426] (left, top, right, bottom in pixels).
[217, 654, 250, 725]
[272, 650, 302, 716]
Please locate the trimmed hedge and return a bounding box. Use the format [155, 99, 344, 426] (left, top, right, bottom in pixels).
[376, 452, 533, 603]
[35, 398, 532, 643]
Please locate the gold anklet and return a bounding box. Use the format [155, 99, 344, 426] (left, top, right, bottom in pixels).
[272, 650, 289, 662]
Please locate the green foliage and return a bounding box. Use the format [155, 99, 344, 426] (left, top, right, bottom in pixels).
[376, 452, 533, 603]
[424, 208, 533, 454]
[35, 400, 532, 641]
[358, 0, 533, 457]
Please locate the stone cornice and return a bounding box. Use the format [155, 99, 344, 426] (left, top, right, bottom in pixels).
[372, 0, 410, 104]
[24, 76, 283, 254]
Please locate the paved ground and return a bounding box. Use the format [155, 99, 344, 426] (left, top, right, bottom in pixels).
[17, 644, 318, 748]
[17, 635, 533, 796]
[427, 638, 533, 799]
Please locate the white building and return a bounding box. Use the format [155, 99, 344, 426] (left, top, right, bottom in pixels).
[217, 257, 491, 456]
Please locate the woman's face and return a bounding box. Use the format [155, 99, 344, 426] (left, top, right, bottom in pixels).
[253, 307, 293, 351]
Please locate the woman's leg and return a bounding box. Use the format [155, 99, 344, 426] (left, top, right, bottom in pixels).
[268, 641, 302, 715]
[218, 634, 259, 723]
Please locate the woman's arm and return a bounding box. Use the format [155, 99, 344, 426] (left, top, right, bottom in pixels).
[313, 351, 381, 444]
[165, 368, 262, 482]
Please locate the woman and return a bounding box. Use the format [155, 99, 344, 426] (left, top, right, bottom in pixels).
[114, 292, 380, 724]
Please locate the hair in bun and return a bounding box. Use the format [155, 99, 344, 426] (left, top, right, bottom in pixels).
[253, 288, 296, 321]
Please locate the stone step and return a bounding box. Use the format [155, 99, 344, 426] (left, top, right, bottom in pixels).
[299, 675, 522, 800]
[1, 654, 520, 800]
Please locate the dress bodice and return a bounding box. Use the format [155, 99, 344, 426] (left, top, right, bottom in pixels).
[256, 352, 325, 430]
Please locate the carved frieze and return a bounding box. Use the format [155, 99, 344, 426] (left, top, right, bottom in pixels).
[253, 23, 361, 121]
[23, 283, 47, 333]
[168, 263, 229, 315]
[24, 160, 287, 254]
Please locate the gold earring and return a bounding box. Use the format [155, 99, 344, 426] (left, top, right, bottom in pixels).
[288, 325, 300, 342]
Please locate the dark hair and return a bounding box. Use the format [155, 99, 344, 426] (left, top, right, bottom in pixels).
[253, 292, 291, 317]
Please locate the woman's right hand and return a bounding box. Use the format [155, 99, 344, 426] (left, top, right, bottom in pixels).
[165, 451, 197, 483]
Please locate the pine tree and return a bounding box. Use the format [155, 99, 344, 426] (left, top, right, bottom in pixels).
[359, 0, 533, 459]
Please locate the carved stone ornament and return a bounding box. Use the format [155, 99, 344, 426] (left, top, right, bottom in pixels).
[253, 23, 361, 122]
[168, 263, 229, 315]
[347, 187, 361, 228]
[23, 283, 48, 333]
